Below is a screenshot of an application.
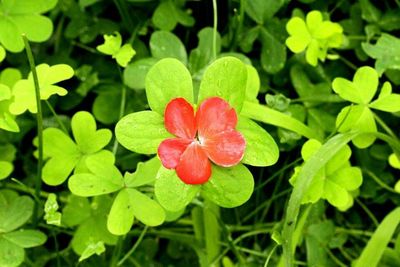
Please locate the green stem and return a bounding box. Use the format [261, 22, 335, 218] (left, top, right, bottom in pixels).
[355, 198, 379, 227]
[212, 0, 218, 60]
[45, 100, 68, 133]
[241, 101, 319, 140]
[23, 35, 43, 226]
[373, 112, 399, 141]
[230, 0, 245, 51]
[204, 200, 221, 266]
[117, 226, 148, 266]
[363, 169, 399, 195]
[113, 67, 127, 155]
[264, 244, 279, 267]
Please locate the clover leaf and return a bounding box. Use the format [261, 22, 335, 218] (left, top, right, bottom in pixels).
[97, 32, 136, 67]
[43, 193, 61, 226]
[0, 0, 57, 52]
[36, 111, 113, 185]
[69, 157, 166, 235]
[332, 66, 400, 148]
[389, 154, 400, 170]
[290, 139, 363, 211]
[151, 0, 195, 31]
[0, 84, 19, 132]
[362, 34, 400, 75]
[0, 45, 5, 62]
[62, 195, 117, 257]
[0, 190, 47, 267]
[9, 64, 74, 115]
[0, 144, 16, 180]
[286, 10, 344, 66]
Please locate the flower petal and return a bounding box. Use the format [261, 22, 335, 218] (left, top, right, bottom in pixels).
[176, 143, 211, 185]
[196, 97, 238, 139]
[203, 130, 246, 167]
[158, 138, 192, 169]
[164, 98, 196, 139]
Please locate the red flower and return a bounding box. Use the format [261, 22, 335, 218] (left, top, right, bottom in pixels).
[158, 97, 246, 185]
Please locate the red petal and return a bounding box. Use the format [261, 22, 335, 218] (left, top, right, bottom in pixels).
[158, 138, 192, 169]
[164, 98, 196, 139]
[196, 97, 238, 139]
[203, 130, 246, 167]
[176, 143, 211, 184]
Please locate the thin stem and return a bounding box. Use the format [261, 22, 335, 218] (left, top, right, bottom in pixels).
[117, 226, 148, 266]
[363, 169, 398, 194]
[339, 56, 357, 70]
[212, 0, 218, 60]
[264, 244, 279, 267]
[23, 35, 43, 226]
[230, 0, 245, 51]
[112, 66, 127, 155]
[355, 198, 379, 227]
[45, 100, 68, 133]
[373, 111, 399, 141]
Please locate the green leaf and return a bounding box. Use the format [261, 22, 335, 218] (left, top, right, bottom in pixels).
[245, 0, 284, 24]
[359, 0, 381, 23]
[150, 31, 187, 64]
[198, 57, 247, 112]
[0, 84, 19, 132]
[115, 111, 172, 154]
[245, 65, 260, 102]
[127, 188, 165, 226]
[114, 44, 136, 68]
[152, 0, 194, 31]
[286, 17, 311, 53]
[124, 58, 158, 90]
[72, 111, 112, 154]
[202, 164, 254, 208]
[0, 45, 5, 62]
[189, 27, 221, 74]
[369, 82, 400, 112]
[145, 58, 193, 114]
[79, 241, 105, 262]
[332, 66, 378, 104]
[62, 196, 91, 227]
[0, 68, 22, 88]
[92, 92, 121, 124]
[0, 237, 24, 267]
[355, 207, 400, 267]
[155, 167, 200, 212]
[336, 105, 376, 148]
[96, 32, 122, 56]
[237, 116, 279, 166]
[0, 161, 13, 180]
[0, 195, 33, 233]
[3, 230, 46, 248]
[389, 153, 400, 169]
[125, 157, 161, 188]
[68, 158, 124, 197]
[44, 193, 61, 226]
[9, 64, 74, 115]
[0, 0, 57, 52]
[107, 189, 135, 235]
[260, 28, 286, 74]
[362, 34, 400, 75]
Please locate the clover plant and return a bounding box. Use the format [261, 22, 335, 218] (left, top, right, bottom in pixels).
[97, 32, 136, 67]
[332, 66, 400, 148]
[286, 10, 344, 66]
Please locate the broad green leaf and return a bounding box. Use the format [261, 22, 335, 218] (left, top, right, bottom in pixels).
[286, 17, 311, 53]
[245, 0, 284, 24]
[42, 155, 80, 186]
[96, 32, 122, 55]
[0, 161, 13, 180]
[125, 157, 161, 187]
[127, 188, 165, 226]
[0, 45, 5, 62]
[92, 92, 121, 124]
[0, 69, 21, 89]
[9, 64, 74, 115]
[245, 65, 260, 102]
[68, 159, 124, 197]
[0, 0, 57, 52]
[124, 58, 158, 90]
[260, 28, 286, 74]
[369, 82, 400, 112]
[0, 237, 24, 267]
[3, 230, 46, 248]
[355, 207, 400, 267]
[150, 31, 187, 64]
[389, 153, 400, 169]
[44, 193, 61, 226]
[198, 57, 247, 112]
[145, 58, 193, 114]
[189, 27, 221, 74]
[115, 44, 136, 67]
[362, 34, 400, 75]
[359, 0, 381, 23]
[107, 189, 135, 235]
[155, 167, 200, 212]
[62, 196, 91, 227]
[116, 111, 172, 154]
[0, 84, 19, 132]
[71, 111, 112, 154]
[336, 105, 376, 148]
[79, 241, 105, 262]
[152, 0, 194, 31]
[202, 164, 254, 208]
[237, 117, 279, 166]
[0, 196, 33, 233]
